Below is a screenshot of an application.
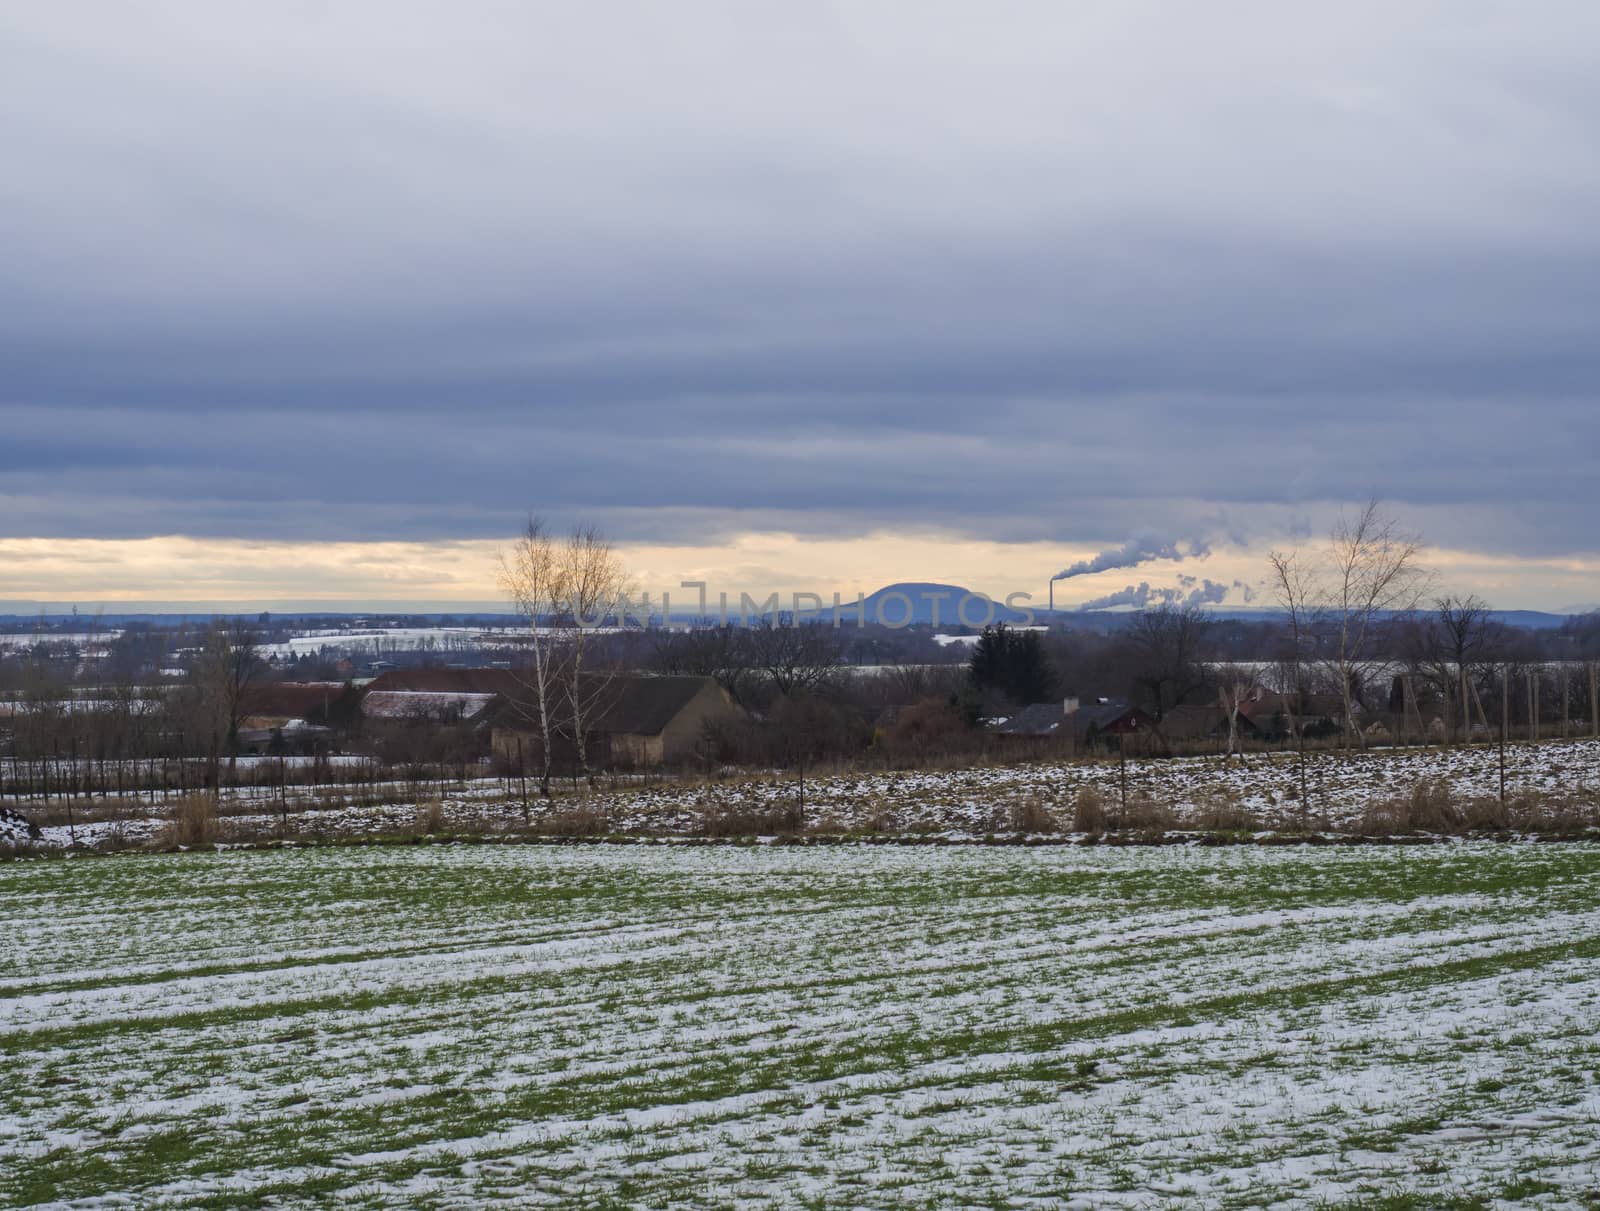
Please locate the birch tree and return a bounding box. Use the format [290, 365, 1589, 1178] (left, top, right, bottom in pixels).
[1327, 500, 1430, 748]
[498, 517, 567, 798]
[557, 525, 636, 784]
[1214, 661, 1262, 763]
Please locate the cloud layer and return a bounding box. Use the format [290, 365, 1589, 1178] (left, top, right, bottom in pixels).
[2, 3, 1599, 601]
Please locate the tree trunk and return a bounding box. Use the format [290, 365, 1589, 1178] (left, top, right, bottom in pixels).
[1499, 665, 1508, 804]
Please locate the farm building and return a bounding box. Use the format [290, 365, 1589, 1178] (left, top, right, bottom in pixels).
[361, 691, 500, 727]
[234, 681, 356, 754]
[361, 668, 746, 768]
[1236, 691, 1347, 740]
[237, 681, 358, 729]
[993, 699, 1156, 750]
[1158, 704, 1264, 744]
[490, 675, 746, 768]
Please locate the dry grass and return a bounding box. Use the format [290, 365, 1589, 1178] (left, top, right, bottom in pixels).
[1353, 780, 1600, 837]
[1122, 795, 1176, 831]
[532, 806, 612, 837]
[1007, 798, 1057, 834]
[1191, 791, 1262, 833]
[159, 793, 218, 849]
[416, 796, 445, 835]
[696, 802, 797, 837]
[1072, 787, 1107, 833]
[863, 803, 898, 834]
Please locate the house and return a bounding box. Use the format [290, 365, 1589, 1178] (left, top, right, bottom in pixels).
[491, 675, 746, 768]
[1236, 690, 1346, 740]
[235, 719, 335, 756]
[231, 682, 357, 756]
[362, 690, 501, 727]
[238, 681, 355, 728]
[994, 698, 1157, 749]
[358, 668, 524, 740]
[364, 669, 747, 768]
[1158, 703, 1264, 744]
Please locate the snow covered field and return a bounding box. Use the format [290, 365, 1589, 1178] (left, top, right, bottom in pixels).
[15, 738, 1600, 849]
[3, 843, 1599, 1207]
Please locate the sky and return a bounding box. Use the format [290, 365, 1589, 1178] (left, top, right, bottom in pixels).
[2, 2, 1598, 613]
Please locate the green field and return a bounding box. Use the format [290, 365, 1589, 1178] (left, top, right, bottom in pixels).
[4, 842, 1600, 1208]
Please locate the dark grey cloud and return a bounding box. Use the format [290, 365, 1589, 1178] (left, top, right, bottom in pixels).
[2, 2, 1599, 566]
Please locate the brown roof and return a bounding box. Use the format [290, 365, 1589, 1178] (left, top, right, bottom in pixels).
[373, 669, 735, 737]
[1240, 691, 1345, 721]
[364, 669, 523, 696]
[238, 682, 351, 720]
[599, 677, 727, 735]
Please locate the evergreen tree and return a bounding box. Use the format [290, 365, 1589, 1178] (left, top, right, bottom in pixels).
[968, 624, 1057, 704]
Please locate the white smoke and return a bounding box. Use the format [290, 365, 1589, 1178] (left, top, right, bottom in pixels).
[1052, 533, 1210, 581]
[1075, 577, 1233, 612]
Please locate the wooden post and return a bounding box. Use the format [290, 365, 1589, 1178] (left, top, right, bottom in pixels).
[1524, 672, 1533, 744]
[1118, 737, 1128, 830]
[1459, 664, 1469, 745]
[1500, 665, 1508, 804]
[1562, 669, 1570, 740]
[1531, 670, 1540, 744]
[1592, 662, 1599, 741]
[516, 736, 528, 821]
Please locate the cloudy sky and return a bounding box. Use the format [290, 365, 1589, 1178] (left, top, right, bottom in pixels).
[3, 2, 1598, 611]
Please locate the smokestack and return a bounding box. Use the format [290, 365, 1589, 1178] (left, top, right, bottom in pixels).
[1049, 580, 1053, 613]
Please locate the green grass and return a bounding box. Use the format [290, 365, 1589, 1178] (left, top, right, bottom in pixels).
[3, 843, 1600, 1207]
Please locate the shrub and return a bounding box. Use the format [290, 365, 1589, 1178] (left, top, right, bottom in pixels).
[1009, 798, 1057, 834]
[1192, 794, 1261, 832]
[1122, 795, 1176, 831]
[161, 793, 218, 849]
[534, 806, 611, 837]
[696, 802, 795, 837]
[1460, 797, 1509, 832]
[1355, 779, 1463, 836]
[1072, 786, 1107, 833]
[1505, 793, 1600, 836]
[878, 698, 979, 765]
[1405, 779, 1462, 833]
[416, 796, 445, 835]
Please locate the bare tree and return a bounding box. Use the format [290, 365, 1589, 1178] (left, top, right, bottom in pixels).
[647, 623, 753, 703]
[1214, 661, 1262, 763]
[1267, 548, 1318, 824]
[1127, 602, 1210, 719]
[556, 525, 636, 784]
[498, 517, 567, 797]
[743, 616, 843, 699]
[1326, 500, 1430, 747]
[1413, 594, 1507, 743]
[192, 621, 260, 793]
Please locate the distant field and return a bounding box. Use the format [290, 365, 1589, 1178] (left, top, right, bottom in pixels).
[4, 844, 1600, 1208]
[15, 737, 1600, 847]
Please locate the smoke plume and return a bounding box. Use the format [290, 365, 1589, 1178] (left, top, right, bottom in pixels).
[1075, 578, 1232, 612]
[1052, 533, 1210, 581]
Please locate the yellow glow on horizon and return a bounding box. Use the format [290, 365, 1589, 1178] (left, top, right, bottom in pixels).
[0, 534, 1594, 612]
